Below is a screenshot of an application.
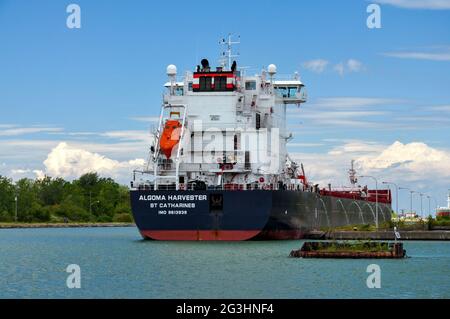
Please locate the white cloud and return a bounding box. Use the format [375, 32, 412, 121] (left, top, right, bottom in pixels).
[301, 59, 364, 75]
[0, 139, 60, 161]
[287, 142, 325, 148]
[33, 170, 45, 179]
[334, 63, 345, 76]
[347, 59, 363, 72]
[0, 138, 150, 165]
[306, 97, 404, 108]
[357, 141, 450, 180]
[301, 59, 329, 73]
[11, 169, 31, 174]
[101, 130, 152, 141]
[67, 132, 98, 136]
[292, 110, 387, 119]
[328, 141, 384, 156]
[289, 140, 450, 210]
[129, 116, 160, 123]
[42, 142, 145, 180]
[383, 51, 450, 61]
[374, 0, 450, 9]
[430, 105, 450, 112]
[333, 59, 365, 75]
[289, 140, 385, 186]
[287, 97, 402, 128]
[0, 127, 63, 137]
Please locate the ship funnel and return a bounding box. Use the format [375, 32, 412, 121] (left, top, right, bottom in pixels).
[201, 59, 210, 72]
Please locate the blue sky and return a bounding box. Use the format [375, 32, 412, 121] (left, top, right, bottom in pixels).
[1, 0, 450, 213]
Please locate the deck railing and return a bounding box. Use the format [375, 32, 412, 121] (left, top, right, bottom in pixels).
[131, 182, 306, 192]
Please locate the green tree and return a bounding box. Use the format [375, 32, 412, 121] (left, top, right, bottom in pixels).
[0, 176, 15, 222]
[36, 176, 66, 206]
[15, 178, 40, 222]
[0, 172, 133, 223]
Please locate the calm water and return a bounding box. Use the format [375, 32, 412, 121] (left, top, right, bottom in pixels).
[0, 227, 449, 299]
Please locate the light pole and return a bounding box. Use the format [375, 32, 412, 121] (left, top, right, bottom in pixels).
[89, 194, 100, 215]
[88, 191, 100, 215]
[399, 187, 415, 215]
[360, 175, 378, 230]
[419, 193, 424, 219]
[14, 195, 18, 222]
[431, 196, 438, 214]
[382, 181, 398, 216]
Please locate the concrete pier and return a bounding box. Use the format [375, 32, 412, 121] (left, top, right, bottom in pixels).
[306, 230, 450, 241]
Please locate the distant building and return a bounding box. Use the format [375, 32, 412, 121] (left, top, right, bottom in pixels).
[404, 212, 418, 219]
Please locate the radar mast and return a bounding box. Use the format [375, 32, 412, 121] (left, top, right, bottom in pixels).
[219, 33, 240, 70]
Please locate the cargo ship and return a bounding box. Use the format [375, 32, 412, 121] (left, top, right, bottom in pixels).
[130, 35, 392, 240]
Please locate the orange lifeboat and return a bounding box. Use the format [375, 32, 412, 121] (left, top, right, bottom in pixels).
[160, 120, 182, 159]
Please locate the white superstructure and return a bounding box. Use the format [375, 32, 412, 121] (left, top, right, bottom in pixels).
[133, 36, 307, 191]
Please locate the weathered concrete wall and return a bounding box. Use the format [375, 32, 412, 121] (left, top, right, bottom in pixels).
[306, 230, 450, 241]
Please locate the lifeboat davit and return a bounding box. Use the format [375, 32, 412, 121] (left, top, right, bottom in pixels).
[160, 120, 182, 159]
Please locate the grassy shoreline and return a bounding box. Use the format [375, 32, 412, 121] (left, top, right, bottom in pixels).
[0, 222, 135, 229]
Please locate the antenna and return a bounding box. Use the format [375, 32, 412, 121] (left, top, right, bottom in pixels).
[219, 33, 240, 70]
[348, 160, 358, 186]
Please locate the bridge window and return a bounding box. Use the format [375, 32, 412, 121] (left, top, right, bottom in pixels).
[200, 77, 212, 91]
[245, 81, 256, 90]
[194, 73, 235, 92]
[275, 86, 300, 98]
[174, 86, 184, 96]
[214, 76, 227, 91]
[288, 87, 298, 97]
[275, 87, 288, 98]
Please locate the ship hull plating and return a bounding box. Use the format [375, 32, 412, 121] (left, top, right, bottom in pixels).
[130, 190, 391, 241]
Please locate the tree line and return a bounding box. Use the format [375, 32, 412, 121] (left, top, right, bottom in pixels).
[0, 173, 133, 223]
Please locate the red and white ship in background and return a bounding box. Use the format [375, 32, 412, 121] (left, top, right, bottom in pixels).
[436, 191, 450, 218]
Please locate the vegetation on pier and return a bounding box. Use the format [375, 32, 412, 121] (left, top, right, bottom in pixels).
[308, 241, 390, 253]
[0, 173, 133, 223]
[290, 241, 406, 258]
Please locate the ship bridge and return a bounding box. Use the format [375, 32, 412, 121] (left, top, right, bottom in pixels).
[273, 80, 307, 104]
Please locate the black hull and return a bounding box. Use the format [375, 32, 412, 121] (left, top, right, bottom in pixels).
[130, 190, 391, 241]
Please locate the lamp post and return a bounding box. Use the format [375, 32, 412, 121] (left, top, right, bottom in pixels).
[14, 195, 18, 222]
[360, 175, 378, 230]
[89, 192, 100, 215]
[419, 193, 424, 219]
[399, 187, 415, 215]
[382, 181, 398, 216]
[431, 196, 438, 214]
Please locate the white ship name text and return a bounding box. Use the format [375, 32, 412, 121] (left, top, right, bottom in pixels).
[139, 195, 207, 201]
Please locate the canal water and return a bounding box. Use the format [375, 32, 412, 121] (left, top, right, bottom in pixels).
[0, 227, 449, 298]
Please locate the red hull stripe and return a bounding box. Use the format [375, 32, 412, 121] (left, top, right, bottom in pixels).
[140, 230, 261, 241]
[193, 73, 234, 78]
